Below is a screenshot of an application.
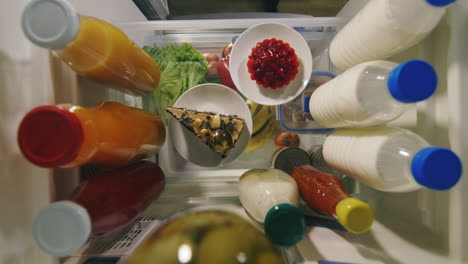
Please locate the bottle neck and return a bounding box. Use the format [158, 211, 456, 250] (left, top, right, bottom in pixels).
[60, 104, 99, 167]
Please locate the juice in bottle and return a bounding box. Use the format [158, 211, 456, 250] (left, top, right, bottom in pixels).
[33, 161, 166, 257]
[18, 102, 166, 168]
[292, 164, 374, 234]
[21, 0, 160, 95]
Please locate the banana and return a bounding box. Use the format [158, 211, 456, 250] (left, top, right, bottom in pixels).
[244, 118, 277, 153]
[246, 99, 274, 134]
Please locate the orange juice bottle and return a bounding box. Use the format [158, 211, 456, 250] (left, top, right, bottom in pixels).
[21, 0, 160, 95]
[17, 102, 166, 168]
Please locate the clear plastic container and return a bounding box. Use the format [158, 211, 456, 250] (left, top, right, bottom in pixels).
[309, 60, 437, 128]
[329, 0, 457, 71]
[21, 0, 160, 95]
[323, 127, 462, 192]
[277, 72, 335, 133]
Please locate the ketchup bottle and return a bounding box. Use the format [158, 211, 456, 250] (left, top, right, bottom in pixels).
[32, 161, 165, 257]
[291, 164, 374, 234]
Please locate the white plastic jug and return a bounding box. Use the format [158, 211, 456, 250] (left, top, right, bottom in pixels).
[330, 0, 457, 71]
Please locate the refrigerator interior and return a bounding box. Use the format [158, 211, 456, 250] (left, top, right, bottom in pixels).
[1, 0, 467, 264]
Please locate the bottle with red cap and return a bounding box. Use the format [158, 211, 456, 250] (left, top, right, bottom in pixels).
[32, 160, 165, 257]
[292, 164, 374, 234]
[17, 102, 166, 168]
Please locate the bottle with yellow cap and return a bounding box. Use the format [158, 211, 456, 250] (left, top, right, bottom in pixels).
[291, 164, 374, 234]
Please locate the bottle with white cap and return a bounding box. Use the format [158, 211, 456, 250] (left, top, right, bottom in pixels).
[21, 0, 160, 95]
[309, 60, 437, 128]
[330, 0, 458, 71]
[33, 161, 165, 257]
[322, 126, 462, 192]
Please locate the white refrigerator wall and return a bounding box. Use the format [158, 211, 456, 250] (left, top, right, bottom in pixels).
[447, 1, 468, 261]
[1, 1, 54, 264]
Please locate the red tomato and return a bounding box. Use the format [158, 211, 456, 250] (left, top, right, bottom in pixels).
[274, 130, 300, 148]
[217, 56, 237, 91]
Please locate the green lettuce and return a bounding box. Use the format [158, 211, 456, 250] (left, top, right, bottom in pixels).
[143, 44, 208, 118]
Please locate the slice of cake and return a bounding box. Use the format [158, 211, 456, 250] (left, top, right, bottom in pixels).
[166, 107, 245, 158]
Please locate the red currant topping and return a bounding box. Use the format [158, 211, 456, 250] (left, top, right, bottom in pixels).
[247, 38, 299, 89]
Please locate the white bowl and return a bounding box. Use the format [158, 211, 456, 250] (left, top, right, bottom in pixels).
[168, 83, 253, 167]
[230, 23, 313, 106]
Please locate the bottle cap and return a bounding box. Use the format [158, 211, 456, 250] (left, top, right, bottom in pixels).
[18, 105, 84, 168]
[264, 203, 306, 246]
[387, 60, 437, 103]
[335, 198, 374, 234]
[272, 147, 311, 175]
[22, 0, 80, 49]
[33, 201, 91, 257]
[411, 147, 463, 190]
[425, 0, 457, 7]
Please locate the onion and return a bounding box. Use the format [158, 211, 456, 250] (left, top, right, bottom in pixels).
[203, 53, 220, 76]
[203, 53, 219, 63]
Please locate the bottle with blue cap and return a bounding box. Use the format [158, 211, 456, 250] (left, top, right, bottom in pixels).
[310, 60, 437, 128]
[330, 0, 457, 71]
[239, 169, 306, 246]
[321, 126, 462, 192]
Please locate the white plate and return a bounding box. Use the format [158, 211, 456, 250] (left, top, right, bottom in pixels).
[230, 23, 313, 106]
[168, 83, 253, 167]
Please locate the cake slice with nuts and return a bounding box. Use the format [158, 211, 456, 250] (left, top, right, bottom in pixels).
[166, 107, 245, 158]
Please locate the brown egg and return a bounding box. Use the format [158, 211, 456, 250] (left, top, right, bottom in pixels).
[274, 130, 300, 148]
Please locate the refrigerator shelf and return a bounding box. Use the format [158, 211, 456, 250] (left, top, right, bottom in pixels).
[17, 3, 466, 263]
[119, 17, 342, 180]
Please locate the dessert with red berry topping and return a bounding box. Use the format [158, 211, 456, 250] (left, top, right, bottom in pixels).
[247, 38, 299, 89]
